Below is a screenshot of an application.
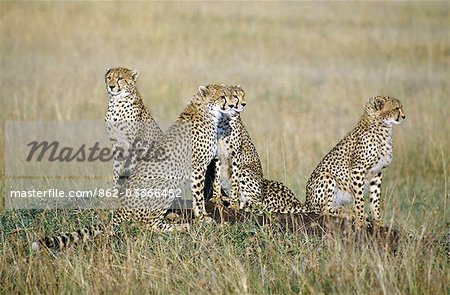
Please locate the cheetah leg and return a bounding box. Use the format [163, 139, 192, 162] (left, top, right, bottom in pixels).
[210, 158, 224, 204]
[108, 208, 132, 235]
[116, 137, 143, 188]
[191, 165, 211, 221]
[118, 206, 190, 233]
[147, 219, 190, 232]
[111, 208, 130, 227]
[229, 153, 242, 209]
[351, 167, 367, 227]
[145, 215, 190, 233]
[239, 169, 263, 211]
[321, 175, 353, 220]
[157, 224, 191, 233]
[112, 142, 138, 190]
[369, 171, 383, 225]
[111, 143, 124, 189]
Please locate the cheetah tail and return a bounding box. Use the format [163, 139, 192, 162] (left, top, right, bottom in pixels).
[31, 223, 106, 251]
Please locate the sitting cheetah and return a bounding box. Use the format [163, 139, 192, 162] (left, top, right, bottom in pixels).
[211, 85, 304, 213]
[32, 67, 165, 250]
[32, 84, 241, 249]
[105, 67, 163, 189]
[106, 84, 246, 228]
[305, 95, 405, 225]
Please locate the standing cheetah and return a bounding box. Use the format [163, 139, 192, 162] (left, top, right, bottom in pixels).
[212, 85, 304, 213]
[305, 95, 405, 225]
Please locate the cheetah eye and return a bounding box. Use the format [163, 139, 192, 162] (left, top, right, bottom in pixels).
[233, 95, 238, 99]
[117, 77, 123, 81]
[220, 95, 226, 100]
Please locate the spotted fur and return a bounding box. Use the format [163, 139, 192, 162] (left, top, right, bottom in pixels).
[34, 69, 181, 250]
[104, 67, 163, 189]
[212, 86, 304, 213]
[305, 95, 405, 225]
[33, 84, 241, 250]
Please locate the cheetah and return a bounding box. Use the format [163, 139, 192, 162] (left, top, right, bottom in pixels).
[105, 67, 163, 189]
[106, 84, 247, 228]
[32, 84, 241, 249]
[211, 85, 304, 214]
[304, 95, 405, 225]
[32, 67, 165, 250]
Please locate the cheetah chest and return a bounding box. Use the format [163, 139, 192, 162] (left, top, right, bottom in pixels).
[217, 140, 233, 195]
[367, 141, 393, 177]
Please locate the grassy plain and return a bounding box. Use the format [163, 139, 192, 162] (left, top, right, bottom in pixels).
[0, 2, 448, 294]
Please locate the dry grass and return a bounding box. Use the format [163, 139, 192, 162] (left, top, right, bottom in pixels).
[0, 2, 449, 294]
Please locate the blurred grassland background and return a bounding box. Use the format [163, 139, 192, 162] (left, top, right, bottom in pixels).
[0, 2, 449, 294]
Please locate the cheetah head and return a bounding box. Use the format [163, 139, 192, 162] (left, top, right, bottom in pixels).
[366, 95, 406, 126]
[105, 67, 139, 99]
[197, 84, 246, 116]
[231, 85, 246, 113]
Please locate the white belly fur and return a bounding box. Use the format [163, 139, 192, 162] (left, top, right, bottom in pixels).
[332, 186, 353, 208]
[368, 151, 392, 179]
[218, 152, 232, 196]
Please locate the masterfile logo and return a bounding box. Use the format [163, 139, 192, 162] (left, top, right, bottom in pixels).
[4, 121, 192, 210]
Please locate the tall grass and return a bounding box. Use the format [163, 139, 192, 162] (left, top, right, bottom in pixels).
[0, 2, 448, 294]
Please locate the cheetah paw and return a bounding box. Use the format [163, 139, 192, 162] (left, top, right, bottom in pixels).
[203, 215, 216, 224]
[371, 219, 385, 228]
[228, 203, 240, 210]
[209, 196, 222, 204]
[210, 195, 229, 206]
[195, 214, 216, 225]
[165, 212, 181, 222]
[355, 218, 369, 228]
[174, 223, 190, 231]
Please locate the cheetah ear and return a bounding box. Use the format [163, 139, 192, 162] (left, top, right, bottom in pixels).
[131, 69, 139, 81]
[198, 85, 208, 97]
[106, 68, 112, 74]
[236, 85, 245, 95]
[372, 96, 385, 111]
